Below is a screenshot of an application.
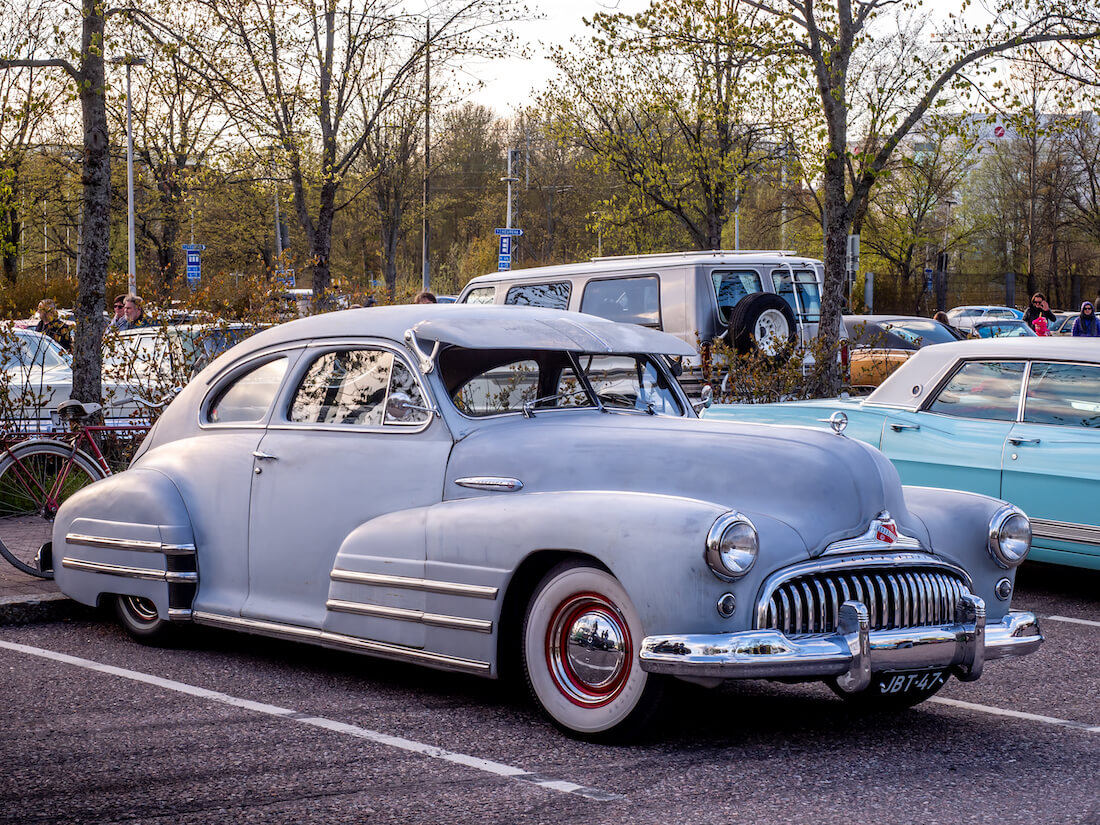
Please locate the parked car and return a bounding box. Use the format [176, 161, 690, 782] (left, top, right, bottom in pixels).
[946, 305, 1023, 334]
[104, 323, 263, 392]
[52, 305, 1041, 739]
[1049, 311, 1078, 335]
[0, 325, 138, 428]
[969, 319, 1037, 339]
[705, 336, 1100, 570]
[844, 314, 964, 388]
[457, 250, 832, 395]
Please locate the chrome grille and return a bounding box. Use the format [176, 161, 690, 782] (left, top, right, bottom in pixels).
[761, 567, 971, 636]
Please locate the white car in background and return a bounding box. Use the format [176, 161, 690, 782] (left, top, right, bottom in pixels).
[945, 305, 1023, 335]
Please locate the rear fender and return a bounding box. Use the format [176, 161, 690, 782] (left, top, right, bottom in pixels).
[53, 468, 196, 621]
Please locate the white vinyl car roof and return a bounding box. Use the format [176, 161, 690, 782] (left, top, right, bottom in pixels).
[865, 337, 1100, 410]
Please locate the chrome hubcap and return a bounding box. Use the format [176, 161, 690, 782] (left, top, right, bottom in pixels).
[547, 594, 630, 707]
[124, 596, 158, 623]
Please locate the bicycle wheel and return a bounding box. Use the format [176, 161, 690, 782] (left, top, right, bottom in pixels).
[0, 440, 105, 578]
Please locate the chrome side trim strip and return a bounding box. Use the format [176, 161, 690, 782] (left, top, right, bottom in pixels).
[326, 598, 493, 633]
[329, 569, 499, 599]
[65, 533, 196, 556]
[191, 611, 490, 673]
[60, 557, 197, 583]
[454, 476, 524, 492]
[1031, 518, 1100, 546]
[167, 608, 194, 621]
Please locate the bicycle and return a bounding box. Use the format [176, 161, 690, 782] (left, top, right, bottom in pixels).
[0, 397, 164, 579]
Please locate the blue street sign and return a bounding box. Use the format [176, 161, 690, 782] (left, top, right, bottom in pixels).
[498, 254, 512, 271]
[924, 267, 934, 291]
[494, 227, 523, 236]
[276, 270, 296, 288]
[183, 244, 205, 287]
[498, 235, 512, 256]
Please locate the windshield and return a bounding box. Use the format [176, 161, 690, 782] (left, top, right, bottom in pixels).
[881, 319, 959, 346]
[1, 332, 67, 371]
[439, 347, 684, 417]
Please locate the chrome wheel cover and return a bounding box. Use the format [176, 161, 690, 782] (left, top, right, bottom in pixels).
[546, 593, 631, 707]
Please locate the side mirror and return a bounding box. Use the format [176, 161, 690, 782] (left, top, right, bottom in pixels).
[692, 383, 713, 414]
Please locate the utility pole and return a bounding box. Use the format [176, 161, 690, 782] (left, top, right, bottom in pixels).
[421, 20, 431, 292]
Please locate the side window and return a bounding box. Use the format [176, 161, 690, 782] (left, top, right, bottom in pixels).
[462, 286, 496, 305]
[926, 361, 1024, 421]
[712, 270, 762, 322]
[1024, 362, 1100, 428]
[580, 276, 660, 327]
[289, 349, 429, 427]
[505, 282, 571, 310]
[207, 357, 288, 424]
[454, 359, 540, 416]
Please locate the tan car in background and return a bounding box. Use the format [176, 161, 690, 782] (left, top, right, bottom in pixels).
[845, 314, 966, 389]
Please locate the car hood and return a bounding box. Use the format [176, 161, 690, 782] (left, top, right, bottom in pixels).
[444, 412, 921, 558]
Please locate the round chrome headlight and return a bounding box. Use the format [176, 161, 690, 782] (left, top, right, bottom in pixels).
[706, 512, 759, 580]
[988, 505, 1031, 569]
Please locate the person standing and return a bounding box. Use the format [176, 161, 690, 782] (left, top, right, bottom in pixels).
[107, 294, 128, 331]
[34, 299, 72, 350]
[1072, 301, 1100, 336]
[116, 295, 153, 331]
[1023, 292, 1055, 333]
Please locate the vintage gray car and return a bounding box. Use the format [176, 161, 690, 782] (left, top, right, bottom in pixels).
[53, 305, 1042, 739]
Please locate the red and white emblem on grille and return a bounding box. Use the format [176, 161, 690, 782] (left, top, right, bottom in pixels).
[875, 519, 899, 544]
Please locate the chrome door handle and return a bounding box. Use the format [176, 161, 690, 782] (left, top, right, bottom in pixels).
[252, 450, 279, 460]
[890, 423, 920, 432]
[1008, 437, 1040, 446]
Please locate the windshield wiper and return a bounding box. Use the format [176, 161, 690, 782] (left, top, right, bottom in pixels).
[521, 388, 592, 418]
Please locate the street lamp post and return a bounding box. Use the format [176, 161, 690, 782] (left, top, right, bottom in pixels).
[112, 55, 147, 296]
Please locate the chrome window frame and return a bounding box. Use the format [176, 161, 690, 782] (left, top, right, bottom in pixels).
[267, 339, 436, 435]
[198, 348, 299, 430]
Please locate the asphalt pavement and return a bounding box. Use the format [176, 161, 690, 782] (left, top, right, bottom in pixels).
[0, 561, 94, 625]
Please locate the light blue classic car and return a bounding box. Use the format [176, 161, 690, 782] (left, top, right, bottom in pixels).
[708, 337, 1100, 571]
[52, 306, 1041, 739]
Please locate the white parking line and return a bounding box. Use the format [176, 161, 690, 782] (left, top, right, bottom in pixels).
[1043, 615, 1100, 629]
[0, 639, 621, 802]
[931, 697, 1100, 734]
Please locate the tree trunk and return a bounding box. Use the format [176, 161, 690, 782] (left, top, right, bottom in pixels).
[72, 1, 108, 404]
[310, 179, 337, 297]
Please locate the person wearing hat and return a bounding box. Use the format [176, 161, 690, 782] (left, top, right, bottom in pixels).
[1072, 301, 1100, 336]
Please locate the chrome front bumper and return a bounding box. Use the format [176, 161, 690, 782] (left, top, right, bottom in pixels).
[639, 596, 1042, 693]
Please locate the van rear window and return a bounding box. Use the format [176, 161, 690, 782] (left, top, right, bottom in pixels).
[505, 282, 571, 310]
[580, 276, 660, 327]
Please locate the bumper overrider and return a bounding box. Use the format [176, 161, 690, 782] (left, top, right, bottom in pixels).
[639, 596, 1042, 692]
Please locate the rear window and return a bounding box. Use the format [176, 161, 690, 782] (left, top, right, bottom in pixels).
[462, 286, 496, 305]
[207, 357, 288, 424]
[504, 282, 571, 310]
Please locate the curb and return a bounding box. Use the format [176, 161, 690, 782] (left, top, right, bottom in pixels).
[0, 592, 97, 626]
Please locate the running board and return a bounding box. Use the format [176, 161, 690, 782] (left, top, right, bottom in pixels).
[191, 610, 491, 674]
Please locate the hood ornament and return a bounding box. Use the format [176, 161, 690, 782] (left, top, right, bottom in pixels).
[827, 411, 848, 435]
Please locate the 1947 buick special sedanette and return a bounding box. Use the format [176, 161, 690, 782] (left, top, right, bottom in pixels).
[53, 305, 1042, 739]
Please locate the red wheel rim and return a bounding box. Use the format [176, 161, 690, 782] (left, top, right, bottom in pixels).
[545, 592, 632, 707]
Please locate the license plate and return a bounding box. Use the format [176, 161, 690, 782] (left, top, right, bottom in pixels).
[874, 670, 946, 696]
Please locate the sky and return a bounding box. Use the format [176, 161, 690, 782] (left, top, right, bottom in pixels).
[462, 0, 650, 112]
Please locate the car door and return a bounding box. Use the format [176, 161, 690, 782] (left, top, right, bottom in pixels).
[243, 344, 451, 637]
[1002, 360, 1100, 564]
[878, 360, 1026, 496]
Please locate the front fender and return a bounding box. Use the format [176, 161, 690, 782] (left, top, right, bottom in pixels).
[53, 468, 196, 619]
[429, 490, 808, 636]
[902, 484, 1020, 619]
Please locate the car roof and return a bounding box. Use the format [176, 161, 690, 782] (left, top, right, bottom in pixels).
[217, 304, 697, 366]
[865, 337, 1100, 409]
[461, 250, 822, 290]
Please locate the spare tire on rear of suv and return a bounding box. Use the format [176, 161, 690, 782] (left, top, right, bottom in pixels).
[728, 293, 797, 357]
